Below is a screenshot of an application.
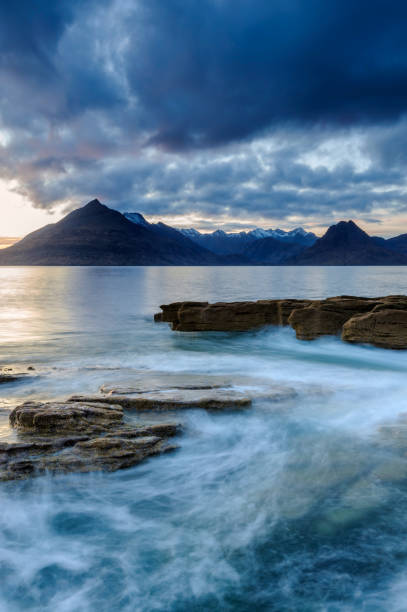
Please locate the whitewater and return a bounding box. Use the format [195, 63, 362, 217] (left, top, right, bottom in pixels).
[1, 266, 407, 611]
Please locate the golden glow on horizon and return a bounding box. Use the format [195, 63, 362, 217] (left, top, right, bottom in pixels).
[0, 237, 19, 249]
[0, 180, 63, 239]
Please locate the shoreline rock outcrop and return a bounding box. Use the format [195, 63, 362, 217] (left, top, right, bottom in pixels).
[156, 299, 312, 332]
[1, 400, 181, 481]
[155, 295, 407, 349]
[1, 374, 298, 480]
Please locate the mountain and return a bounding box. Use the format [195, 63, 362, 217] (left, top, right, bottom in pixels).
[3, 204, 407, 266]
[243, 236, 307, 264]
[384, 234, 407, 255]
[123, 212, 150, 227]
[287, 220, 407, 265]
[247, 227, 316, 245]
[177, 225, 317, 255]
[124, 212, 230, 260]
[179, 229, 253, 255]
[0, 200, 222, 265]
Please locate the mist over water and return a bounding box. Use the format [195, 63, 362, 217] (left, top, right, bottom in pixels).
[1, 266, 407, 611]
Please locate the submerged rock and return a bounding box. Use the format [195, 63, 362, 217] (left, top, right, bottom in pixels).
[2, 400, 181, 481]
[100, 373, 298, 406]
[0, 374, 22, 384]
[0, 372, 32, 384]
[155, 295, 407, 348]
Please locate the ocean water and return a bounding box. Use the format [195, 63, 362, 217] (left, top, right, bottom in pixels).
[1, 266, 407, 611]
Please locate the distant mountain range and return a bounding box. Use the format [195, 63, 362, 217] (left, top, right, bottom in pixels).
[175, 225, 317, 255]
[1, 199, 407, 265]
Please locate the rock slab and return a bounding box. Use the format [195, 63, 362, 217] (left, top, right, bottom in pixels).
[155, 295, 407, 348]
[2, 400, 180, 481]
[69, 388, 252, 411]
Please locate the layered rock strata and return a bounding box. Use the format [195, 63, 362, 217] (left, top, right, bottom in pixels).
[155, 295, 407, 348]
[69, 389, 252, 410]
[2, 400, 180, 481]
[2, 377, 267, 480]
[155, 299, 311, 331]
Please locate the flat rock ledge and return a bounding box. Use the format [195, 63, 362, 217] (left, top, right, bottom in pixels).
[69, 388, 253, 410]
[1, 400, 180, 481]
[155, 295, 407, 349]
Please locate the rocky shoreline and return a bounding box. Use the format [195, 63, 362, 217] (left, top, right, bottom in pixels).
[2, 294, 406, 480]
[155, 295, 407, 349]
[1, 399, 181, 481]
[2, 375, 292, 481]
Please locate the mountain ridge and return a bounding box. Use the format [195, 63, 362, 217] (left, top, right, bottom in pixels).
[0, 199, 222, 266]
[2, 200, 407, 265]
[124, 211, 317, 255]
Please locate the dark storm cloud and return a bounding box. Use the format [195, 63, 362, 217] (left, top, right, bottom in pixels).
[1, 0, 407, 227]
[125, 0, 407, 149]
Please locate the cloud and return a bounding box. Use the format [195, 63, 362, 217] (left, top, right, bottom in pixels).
[123, 0, 407, 149]
[1, 0, 407, 231]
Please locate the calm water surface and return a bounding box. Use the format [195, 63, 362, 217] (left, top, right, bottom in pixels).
[1, 266, 407, 611]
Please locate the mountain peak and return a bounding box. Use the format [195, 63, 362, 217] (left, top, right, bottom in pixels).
[322, 220, 369, 245]
[84, 198, 104, 209]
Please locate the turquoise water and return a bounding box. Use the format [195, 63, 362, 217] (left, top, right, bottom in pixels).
[1, 266, 407, 611]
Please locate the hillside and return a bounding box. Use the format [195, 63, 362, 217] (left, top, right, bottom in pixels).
[287, 221, 407, 265]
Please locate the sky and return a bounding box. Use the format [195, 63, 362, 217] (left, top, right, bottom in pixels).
[2, 0, 407, 239]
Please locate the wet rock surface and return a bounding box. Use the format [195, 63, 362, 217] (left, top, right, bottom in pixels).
[1, 400, 181, 481]
[342, 307, 407, 349]
[71, 374, 300, 410]
[156, 295, 407, 348]
[156, 299, 311, 331]
[9, 400, 123, 433]
[0, 370, 300, 480]
[288, 297, 380, 340]
[69, 388, 252, 410]
[0, 374, 22, 384]
[0, 366, 36, 384]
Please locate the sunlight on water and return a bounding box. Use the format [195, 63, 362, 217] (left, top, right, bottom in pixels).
[1, 266, 407, 611]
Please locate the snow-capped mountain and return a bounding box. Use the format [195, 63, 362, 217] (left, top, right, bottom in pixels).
[179, 226, 317, 254]
[179, 228, 201, 239]
[247, 227, 313, 241]
[124, 211, 317, 257]
[123, 212, 150, 227]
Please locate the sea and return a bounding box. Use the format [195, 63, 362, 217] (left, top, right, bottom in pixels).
[1, 265, 407, 611]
